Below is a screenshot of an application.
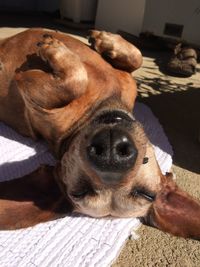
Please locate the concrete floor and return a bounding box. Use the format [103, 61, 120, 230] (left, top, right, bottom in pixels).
[0, 12, 200, 267]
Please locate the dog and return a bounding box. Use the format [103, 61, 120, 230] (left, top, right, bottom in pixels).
[0, 29, 199, 239]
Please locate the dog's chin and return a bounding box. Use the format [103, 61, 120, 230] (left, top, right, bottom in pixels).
[74, 204, 152, 219]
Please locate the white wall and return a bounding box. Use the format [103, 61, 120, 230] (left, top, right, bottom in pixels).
[95, 0, 146, 35]
[142, 0, 200, 44]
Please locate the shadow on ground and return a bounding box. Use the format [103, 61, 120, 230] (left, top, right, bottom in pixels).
[136, 75, 200, 174]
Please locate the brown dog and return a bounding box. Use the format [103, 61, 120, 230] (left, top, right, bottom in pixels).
[0, 29, 199, 239]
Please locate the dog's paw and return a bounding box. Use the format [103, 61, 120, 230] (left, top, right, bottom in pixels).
[36, 32, 88, 98]
[88, 30, 124, 59]
[88, 30, 142, 72]
[37, 34, 71, 66]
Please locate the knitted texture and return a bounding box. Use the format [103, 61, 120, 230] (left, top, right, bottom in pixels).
[0, 103, 173, 267]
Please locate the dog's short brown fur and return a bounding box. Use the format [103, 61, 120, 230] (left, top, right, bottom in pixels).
[0, 29, 199, 239]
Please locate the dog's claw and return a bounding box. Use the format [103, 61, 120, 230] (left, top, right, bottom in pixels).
[37, 42, 44, 47]
[43, 33, 53, 39]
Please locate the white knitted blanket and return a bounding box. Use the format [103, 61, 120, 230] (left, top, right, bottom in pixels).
[0, 102, 173, 267]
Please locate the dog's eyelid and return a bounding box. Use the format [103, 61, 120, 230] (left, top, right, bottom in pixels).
[70, 181, 96, 199]
[71, 189, 89, 199]
[130, 186, 156, 202]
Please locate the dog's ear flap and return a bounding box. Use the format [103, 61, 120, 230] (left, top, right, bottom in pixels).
[145, 173, 200, 239]
[0, 165, 72, 229]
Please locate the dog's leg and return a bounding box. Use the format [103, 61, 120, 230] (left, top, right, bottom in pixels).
[0, 166, 72, 229]
[37, 34, 88, 95]
[88, 30, 142, 72]
[16, 34, 88, 110]
[15, 35, 89, 142]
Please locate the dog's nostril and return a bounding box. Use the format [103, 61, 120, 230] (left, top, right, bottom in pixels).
[89, 144, 104, 156]
[116, 142, 132, 157]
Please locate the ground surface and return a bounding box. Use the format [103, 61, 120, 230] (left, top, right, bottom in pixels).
[0, 14, 200, 266]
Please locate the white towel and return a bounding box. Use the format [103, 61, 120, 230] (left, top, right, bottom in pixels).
[0, 102, 173, 267]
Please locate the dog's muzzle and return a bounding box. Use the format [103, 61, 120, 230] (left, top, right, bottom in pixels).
[87, 110, 138, 184]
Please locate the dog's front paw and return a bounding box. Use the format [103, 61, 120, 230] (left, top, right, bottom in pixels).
[88, 30, 142, 72]
[36, 32, 88, 98]
[88, 30, 116, 56]
[37, 34, 70, 66]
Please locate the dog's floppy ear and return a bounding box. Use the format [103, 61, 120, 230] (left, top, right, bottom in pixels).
[145, 173, 200, 239]
[0, 165, 72, 230]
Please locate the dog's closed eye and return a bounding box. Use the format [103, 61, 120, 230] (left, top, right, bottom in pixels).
[71, 190, 89, 199]
[130, 186, 156, 202]
[70, 181, 96, 200]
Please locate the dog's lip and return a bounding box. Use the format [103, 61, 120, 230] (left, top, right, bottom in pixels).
[93, 109, 135, 124]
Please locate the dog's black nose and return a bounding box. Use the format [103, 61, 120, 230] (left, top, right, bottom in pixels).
[87, 129, 137, 182]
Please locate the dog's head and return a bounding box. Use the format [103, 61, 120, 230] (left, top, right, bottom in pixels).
[54, 97, 200, 240]
[56, 99, 161, 219]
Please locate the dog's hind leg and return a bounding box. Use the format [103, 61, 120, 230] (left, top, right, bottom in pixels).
[88, 30, 142, 72]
